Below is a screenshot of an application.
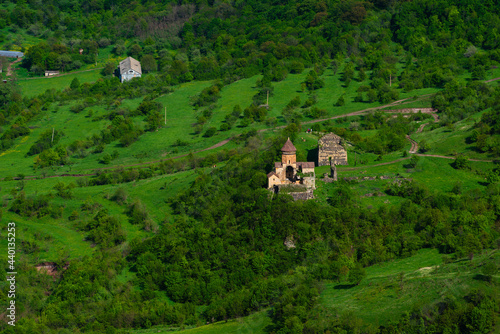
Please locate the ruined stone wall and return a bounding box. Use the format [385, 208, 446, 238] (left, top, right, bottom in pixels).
[290, 190, 314, 201]
[302, 176, 315, 190]
[318, 133, 348, 166]
[383, 108, 436, 113]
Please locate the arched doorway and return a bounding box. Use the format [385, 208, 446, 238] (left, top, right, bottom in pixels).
[286, 165, 294, 180]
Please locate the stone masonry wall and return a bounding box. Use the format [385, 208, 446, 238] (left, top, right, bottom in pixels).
[318, 133, 348, 166]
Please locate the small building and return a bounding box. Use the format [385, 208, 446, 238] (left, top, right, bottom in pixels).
[267, 138, 315, 190]
[119, 57, 142, 83]
[0, 51, 24, 58]
[45, 70, 60, 77]
[318, 133, 348, 166]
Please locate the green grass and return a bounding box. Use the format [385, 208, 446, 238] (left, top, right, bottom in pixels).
[17, 69, 103, 97]
[411, 113, 493, 160]
[4, 58, 458, 178]
[314, 154, 494, 209]
[0, 168, 199, 263]
[127, 310, 271, 334]
[319, 249, 499, 327]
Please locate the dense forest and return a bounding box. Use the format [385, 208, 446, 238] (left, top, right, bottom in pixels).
[0, 0, 499, 333]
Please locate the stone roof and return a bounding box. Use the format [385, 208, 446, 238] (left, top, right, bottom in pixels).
[267, 171, 279, 178]
[296, 162, 315, 169]
[274, 162, 282, 168]
[119, 57, 142, 75]
[281, 138, 296, 152]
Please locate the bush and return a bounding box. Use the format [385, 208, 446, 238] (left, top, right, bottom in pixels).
[453, 154, 469, 169]
[204, 127, 217, 137]
[348, 265, 366, 285]
[112, 188, 128, 205]
[408, 155, 420, 168]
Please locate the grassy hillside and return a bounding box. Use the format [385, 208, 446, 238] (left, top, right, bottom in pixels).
[1, 0, 499, 331]
[319, 249, 499, 327]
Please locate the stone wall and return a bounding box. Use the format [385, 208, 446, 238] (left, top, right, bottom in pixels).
[290, 190, 314, 201]
[318, 133, 348, 166]
[302, 176, 315, 189]
[383, 108, 437, 113]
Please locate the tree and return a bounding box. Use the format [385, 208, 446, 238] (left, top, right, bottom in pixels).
[102, 61, 115, 76]
[335, 95, 345, 106]
[204, 127, 217, 137]
[141, 55, 157, 73]
[481, 262, 497, 282]
[70, 77, 80, 90]
[348, 265, 366, 285]
[408, 154, 420, 168]
[418, 139, 431, 153]
[367, 89, 377, 102]
[453, 154, 469, 169]
[128, 44, 142, 58]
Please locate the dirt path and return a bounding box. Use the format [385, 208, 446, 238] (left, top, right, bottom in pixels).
[6, 57, 22, 76]
[485, 77, 500, 83]
[407, 135, 419, 153]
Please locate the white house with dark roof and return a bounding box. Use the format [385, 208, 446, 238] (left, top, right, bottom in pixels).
[119, 57, 142, 82]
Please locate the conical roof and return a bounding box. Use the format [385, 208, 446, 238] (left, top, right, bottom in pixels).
[281, 138, 296, 152]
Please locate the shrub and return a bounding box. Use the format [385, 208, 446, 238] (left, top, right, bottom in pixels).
[204, 127, 217, 137]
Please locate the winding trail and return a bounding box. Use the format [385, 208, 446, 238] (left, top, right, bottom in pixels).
[484, 77, 500, 83]
[6, 57, 22, 76]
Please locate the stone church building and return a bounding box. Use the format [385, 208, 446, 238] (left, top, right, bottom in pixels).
[267, 138, 315, 190]
[318, 133, 348, 166]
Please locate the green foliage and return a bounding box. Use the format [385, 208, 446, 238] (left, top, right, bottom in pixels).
[70, 77, 80, 90]
[141, 54, 157, 73]
[204, 127, 217, 138]
[453, 154, 470, 169]
[84, 209, 126, 248]
[408, 154, 420, 168]
[3, 1, 500, 333]
[481, 262, 497, 283]
[303, 70, 324, 91]
[335, 95, 345, 107]
[53, 182, 74, 199]
[348, 265, 366, 285]
[27, 129, 64, 156]
[102, 61, 115, 76]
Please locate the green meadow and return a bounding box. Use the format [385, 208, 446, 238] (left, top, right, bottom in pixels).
[0, 168, 199, 263]
[17, 69, 103, 97]
[127, 310, 271, 334]
[319, 248, 499, 327]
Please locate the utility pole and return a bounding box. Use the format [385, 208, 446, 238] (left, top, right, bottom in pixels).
[164, 106, 167, 125]
[267, 90, 269, 105]
[51, 128, 55, 143]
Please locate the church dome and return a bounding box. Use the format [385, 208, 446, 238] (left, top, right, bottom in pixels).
[281, 138, 297, 152]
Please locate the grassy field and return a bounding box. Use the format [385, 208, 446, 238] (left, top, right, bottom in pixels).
[6, 56, 499, 180]
[319, 248, 499, 327]
[0, 168, 199, 263]
[127, 310, 271, 334]
[17, 68, 103, 97]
